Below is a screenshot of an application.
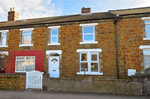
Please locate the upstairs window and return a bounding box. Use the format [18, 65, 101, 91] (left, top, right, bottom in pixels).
[145, 20, 150, 38]
[1, 33, 7, 46]
[83, 26, 95, 41]
[22, 31, 32, 44]
[79, 23, 98, 44]
[51, 29, 58, 43]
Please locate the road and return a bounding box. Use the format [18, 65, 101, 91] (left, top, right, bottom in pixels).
[0, 90, 149, 99]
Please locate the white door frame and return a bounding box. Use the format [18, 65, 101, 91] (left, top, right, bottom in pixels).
[46, 50, 62, 78]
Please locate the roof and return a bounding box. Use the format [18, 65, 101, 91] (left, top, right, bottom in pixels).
[109, 6, 150, 15]
[0, 12, 116, 28]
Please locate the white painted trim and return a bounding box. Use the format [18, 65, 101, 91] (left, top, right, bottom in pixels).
[143, 38, 150, 40]
[76, 72, 103, 75]
[139, 45, 150, 49]
[20, 28, 34, 31]
[80, 41, 98, 44]
[0, 51, 8, 55]
[141, 17, 150, 20]
[46, 50, 62, 55]
[0, 30, 9, 33]
[76, 49, 102, 53]
[0, 45, 8, 48]
[79, 23, 98, 26]
[48, 26, 61, 29]
[19, 44, 33, 47]
[48, 43, 60, 45]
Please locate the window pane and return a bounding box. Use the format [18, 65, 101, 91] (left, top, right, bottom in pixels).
[91, 63, 98, 72]
[84, 34, 94, 41]
[83, 26, 94, 33]
[1, 36, 6, 45]
[81, 53, 87, 61]
[26, 56, 35, 60]
[26, 61, 35, 71]
[23, 35, 31, 44]
[2, 33, 7, 36]
[145, 20, 150, 24]
[144, 55, 150, 69]
[52, 37, 57, 42]
[91, 53, 97, 61]
[17, 56, 25, 60]
[144, 50, 150, 55]
[51, 29, 58, 35]
[16, 61, 25, 71]
[81, 63, 88, 71]
[23, 31, 31, 35]
[145, 25, 150, 38]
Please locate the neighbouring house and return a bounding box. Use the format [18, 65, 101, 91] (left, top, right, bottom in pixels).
[0, 6, 150, 79]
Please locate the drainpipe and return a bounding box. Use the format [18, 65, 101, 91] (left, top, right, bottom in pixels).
[114, 15, 122, 79]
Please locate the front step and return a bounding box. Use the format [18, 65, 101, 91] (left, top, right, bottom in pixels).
[26, 88, 42, 92]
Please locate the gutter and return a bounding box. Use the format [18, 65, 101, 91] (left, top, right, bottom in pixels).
[114, 15, 122, 79]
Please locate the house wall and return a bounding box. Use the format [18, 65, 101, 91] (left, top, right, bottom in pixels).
[1, 15, 148, 78]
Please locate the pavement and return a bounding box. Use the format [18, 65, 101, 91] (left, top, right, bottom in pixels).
[0, 90, 149, 99]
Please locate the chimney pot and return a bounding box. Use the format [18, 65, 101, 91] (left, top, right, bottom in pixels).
[13, 7, 15, 11]
[10, 8, 12, 11]
[8, 7, 19, 21]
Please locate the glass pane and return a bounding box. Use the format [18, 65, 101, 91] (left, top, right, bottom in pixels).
[1, 36, 6, 45]
[83, 26, 94, 33]
[26, 61, 35, 71]
[81, 63, 88, 71]
[52, 37, 57, 42]
[145, 25, 150, 38]
[91, 63, 98, 72]
[26, 56, 35, 60]
[23, 31, 31, 35]
[144, 50, 150, 55]
[2, 33, 7, 36]
[91, 53, 97, 61]
[145, 20, 150, 24]
[84, 34, 94, 41]
[16, 61, 25, 71]
[17, 56, 25, 60]
[81, 53, 87, 61]
[23, 35, 31, 44]
[51, 29, 58, 35]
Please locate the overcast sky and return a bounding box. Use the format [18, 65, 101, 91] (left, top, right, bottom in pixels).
[0, 0, 150, 22]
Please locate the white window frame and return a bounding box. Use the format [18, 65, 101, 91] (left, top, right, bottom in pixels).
[19, 28, 33, 47]
[142, 17, 150, 40]
[0, 30, 9, 47]
[48, 26, 60, 45]
[15, 56, 35, 72]
[76, 49, 103, 75]
[79, 23, 98, 44]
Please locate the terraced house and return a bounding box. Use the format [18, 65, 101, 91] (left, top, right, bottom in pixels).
[0, 7, 150, 79]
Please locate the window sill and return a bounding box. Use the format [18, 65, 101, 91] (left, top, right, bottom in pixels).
[143, 38, 150, 40]
[19, 44, 33, 47]
[48, 43, 60, 45]
[79, 41, 98, 44]
[76, 72, 103, 75]
[0, 45, 8, 47]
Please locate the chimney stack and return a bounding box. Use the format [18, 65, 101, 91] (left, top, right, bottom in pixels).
[81, 7, 91, 14]
[8, 7, 19, 21]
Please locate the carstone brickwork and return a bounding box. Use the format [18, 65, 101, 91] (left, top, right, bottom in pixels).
[0, 74, 26, 89]
[0, 14, 149, 78]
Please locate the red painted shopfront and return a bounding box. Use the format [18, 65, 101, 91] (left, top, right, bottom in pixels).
[5, 50, 44, 73]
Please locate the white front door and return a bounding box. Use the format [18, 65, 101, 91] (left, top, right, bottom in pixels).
[49, 56, 59, 78]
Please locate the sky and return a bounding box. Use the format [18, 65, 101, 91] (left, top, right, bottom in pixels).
[0, 0, 150, 22]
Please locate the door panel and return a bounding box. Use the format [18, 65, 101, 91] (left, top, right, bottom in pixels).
[49, 56, 59, 78]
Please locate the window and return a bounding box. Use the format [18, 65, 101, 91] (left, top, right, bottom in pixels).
[22, 31, 32, 44]
[51, 29, 58, 43]
[48, 26, 60, 45]
[79, 23, 98, 44]
[145, 20, 150, 38]
[15, 56, 35, 72]
[19, 28, 33, 47]
[143, 50, 150, 69]
[76, 49, 103, 75]
[0, 33, 7, 46]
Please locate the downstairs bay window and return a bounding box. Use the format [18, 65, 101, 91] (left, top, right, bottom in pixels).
[76, 49, 103, 75]
[15, 56, 35, 72]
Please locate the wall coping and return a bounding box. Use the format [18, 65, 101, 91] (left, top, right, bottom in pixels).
[0, 73, 26, 76]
